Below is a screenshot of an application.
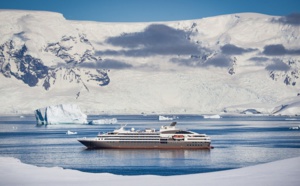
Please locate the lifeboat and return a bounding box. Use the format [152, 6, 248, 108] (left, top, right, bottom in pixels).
[172, 135, 184, 140]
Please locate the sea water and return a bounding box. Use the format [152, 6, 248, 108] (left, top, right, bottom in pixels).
[0, 115, 300, 176]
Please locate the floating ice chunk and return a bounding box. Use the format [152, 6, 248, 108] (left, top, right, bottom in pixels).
[285, 118, 297, 121]
[66, 130, 77, 135]
[34, 104, 88, 125]
[203, 114, 221, 119]
[89, 118, 118, 124]
[158, 115, 174, 121]
[289, 126, 300, 130]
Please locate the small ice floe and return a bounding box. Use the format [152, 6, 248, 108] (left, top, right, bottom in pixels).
[89, 118, 118, 124]
[158, 115, 177, 121]
[285, 118, 298, 121]
[66, 130, 77, 135]
[203, 114, 221, 119]
[289, 126, 300, 130]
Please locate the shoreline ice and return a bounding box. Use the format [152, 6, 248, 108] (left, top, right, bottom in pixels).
[0, 156, 299, 186]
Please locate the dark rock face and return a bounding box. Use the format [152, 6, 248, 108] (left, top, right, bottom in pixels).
[228, 57, 237, 75]
[0, 42, 49, 87]
[269, 67, 298, 86]
[93, 69, 110, 86]
[0, 38, 110, 91]
[44, 34, 99, 64]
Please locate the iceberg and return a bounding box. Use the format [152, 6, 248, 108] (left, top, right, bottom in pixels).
[158, 115, 174, 121]
[66, 130, 77, 135]
[89, 118, 118, 124]
[34, 104, 88, 125]
[203, 114, 221, 119]
[289, 126, 300, 130]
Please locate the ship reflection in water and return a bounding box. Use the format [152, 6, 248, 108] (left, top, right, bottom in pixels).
[82, 148, 211, 168]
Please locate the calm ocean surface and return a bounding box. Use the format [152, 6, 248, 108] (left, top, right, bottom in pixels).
[0, 115, 300, 176]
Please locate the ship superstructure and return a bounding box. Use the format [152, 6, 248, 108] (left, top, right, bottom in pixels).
[78, 122, 211, 149]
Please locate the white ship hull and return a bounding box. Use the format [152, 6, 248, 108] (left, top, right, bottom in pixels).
[78, 138, 211, 149]
[78, 122, 212, 150]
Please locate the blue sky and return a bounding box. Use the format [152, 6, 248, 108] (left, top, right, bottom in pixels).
[0, 0, 299, 22]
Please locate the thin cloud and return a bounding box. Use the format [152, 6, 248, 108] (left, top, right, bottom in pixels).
[96, 50, 121, 56]
[204, 55, 232, 67]
[106, 24, 190, 48]
[273, 13, 300, 25]
[221, 44, 256, 55]
[263, 44, 300, 56]
[170, 57, 203, 67]
[78, 59, 132, 69]
[99, 24, 207, 57]
[171, 54, 232, 68]
[248, 57, 269, 62]
[14, 31, 28, 41]
[265, 59, 290, 71]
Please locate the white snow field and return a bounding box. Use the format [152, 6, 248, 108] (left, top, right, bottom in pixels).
[0, 156, 299, 186]
[0, 10, 300, 115]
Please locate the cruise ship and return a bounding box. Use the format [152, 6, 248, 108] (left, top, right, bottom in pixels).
[78, 122, 212, 149]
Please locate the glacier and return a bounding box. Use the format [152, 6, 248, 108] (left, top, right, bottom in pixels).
[0, 10, 300, 115]
[35, 104, 88, 124]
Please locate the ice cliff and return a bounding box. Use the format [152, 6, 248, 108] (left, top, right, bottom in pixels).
[35, 104, 88, 124]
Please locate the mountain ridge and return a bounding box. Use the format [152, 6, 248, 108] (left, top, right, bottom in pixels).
[0, 10, 299, 115]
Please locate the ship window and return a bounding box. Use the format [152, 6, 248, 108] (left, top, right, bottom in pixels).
[176, 131, 193, 134]
[161, 131, 179, 134]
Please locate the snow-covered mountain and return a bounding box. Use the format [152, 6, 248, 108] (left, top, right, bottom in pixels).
[1, 10, 300, 115]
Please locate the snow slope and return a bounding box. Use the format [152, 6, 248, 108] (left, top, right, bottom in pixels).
[0, 10, 300, 115]
[0, 156, 299, 186]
